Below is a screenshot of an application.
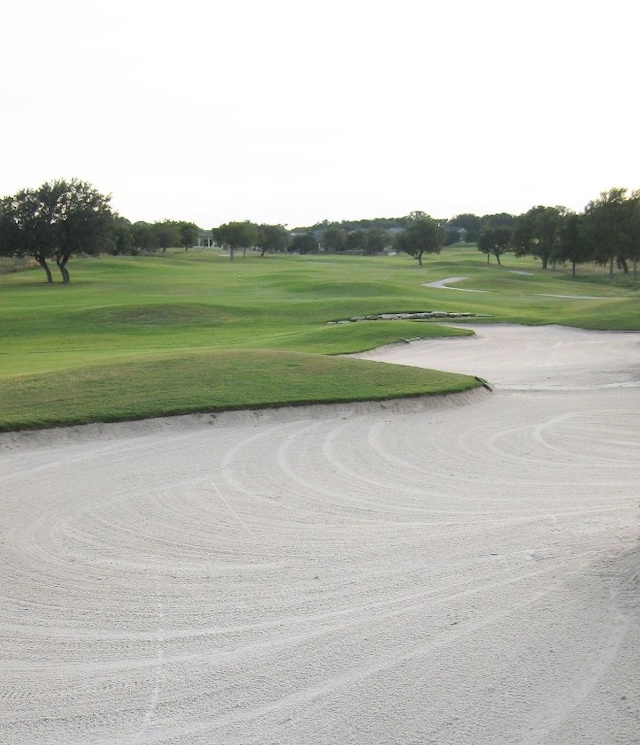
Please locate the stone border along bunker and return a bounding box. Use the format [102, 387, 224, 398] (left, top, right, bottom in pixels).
[327, 310, 491, 323]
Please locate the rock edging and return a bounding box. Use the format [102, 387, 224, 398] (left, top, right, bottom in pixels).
[328, 310, 490, 324]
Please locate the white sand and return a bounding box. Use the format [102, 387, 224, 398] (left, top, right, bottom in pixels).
[1, 325, 639, 744]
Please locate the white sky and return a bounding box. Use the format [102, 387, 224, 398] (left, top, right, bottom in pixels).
[2, 1, 638, 228]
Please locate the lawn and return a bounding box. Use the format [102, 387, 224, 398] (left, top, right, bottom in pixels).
[1, 247, 638, 430]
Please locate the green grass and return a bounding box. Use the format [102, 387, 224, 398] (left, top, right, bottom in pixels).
[1, 247, 638, 431]
[0, 349, 478, 431]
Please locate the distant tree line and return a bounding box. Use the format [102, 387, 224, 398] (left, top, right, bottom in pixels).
[475, 189, 640, 279]
[110, 218, 200, 256]
[211, 221, 394, 258]
[1, 178, 639, 282]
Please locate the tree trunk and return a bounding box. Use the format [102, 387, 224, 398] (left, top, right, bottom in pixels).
[36, 255, 53, 283]
[609, 255, 614, 279]
[56, 254, 70, 283]
[495, 253, 501, 266]
[417, 251, 423, 266]
[633, 257, 637, 281]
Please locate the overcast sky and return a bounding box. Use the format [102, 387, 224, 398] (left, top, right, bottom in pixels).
[2, 1, 637, 228]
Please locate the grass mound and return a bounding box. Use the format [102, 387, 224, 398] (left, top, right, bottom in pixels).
[0, 349, 480, 431]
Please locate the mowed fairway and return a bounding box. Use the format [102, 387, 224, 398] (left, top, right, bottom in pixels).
[1, 248, 639, 430]
[1, 325, 639, 744]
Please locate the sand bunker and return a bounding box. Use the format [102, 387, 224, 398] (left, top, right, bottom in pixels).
[1, 325, 639, 744]
[352, 323, 640, 391]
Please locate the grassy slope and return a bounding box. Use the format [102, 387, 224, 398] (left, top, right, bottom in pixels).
[1, 247, 638, 430]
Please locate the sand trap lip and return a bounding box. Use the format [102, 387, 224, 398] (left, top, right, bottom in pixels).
[0, 388, 489, 450]
[1, 324, 639, 745]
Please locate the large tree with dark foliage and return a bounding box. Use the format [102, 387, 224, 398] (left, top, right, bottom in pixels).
[512, 206, 563, 270]
[153, 220, 181, 254]
[393, 213, 444, 266]
[555, 212, 587, 278]
[322, 225, 347, 253]
[583, 188, 633, 279]
[289, 232, 318, 254]
[257, 224, 290, 256]
[213, 221, 259, 260]
[364, 227, 389, 254]
[477, 225, 512, 265]
[176, 221, 200, 252]
[345, 229, 368, 254]
[625, 191, 640, 280]
[447, 213, 483, 242]
[0, 178, 114, 282]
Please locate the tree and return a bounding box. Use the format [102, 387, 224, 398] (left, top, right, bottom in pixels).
[364, 227, 389, 254]
[257, 224, 289, 256]
[393, 214, 444, 266]
[0, 196, 23, 263]
[131, 221, 159, 253]
[345, 229, 368, 254]
[482, 212, 515, 230]
[625, 191, 640, 281]
[447, 213, 482, 242]
[0, 178, 114, 283]
[108, 216, 135, 255]
[583, 188, 632, 279]
[322, 225, 347, 253]
[153, 220, 181, 254]
[213, 220, 259, 260]
[555, 212, 588, 278]
[512, 206, 563, 270]
[288, 232, 318, 254]
[176, 221, 200, 252]
[477, 226, 512, 265]
[443, 228, 462, 246]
